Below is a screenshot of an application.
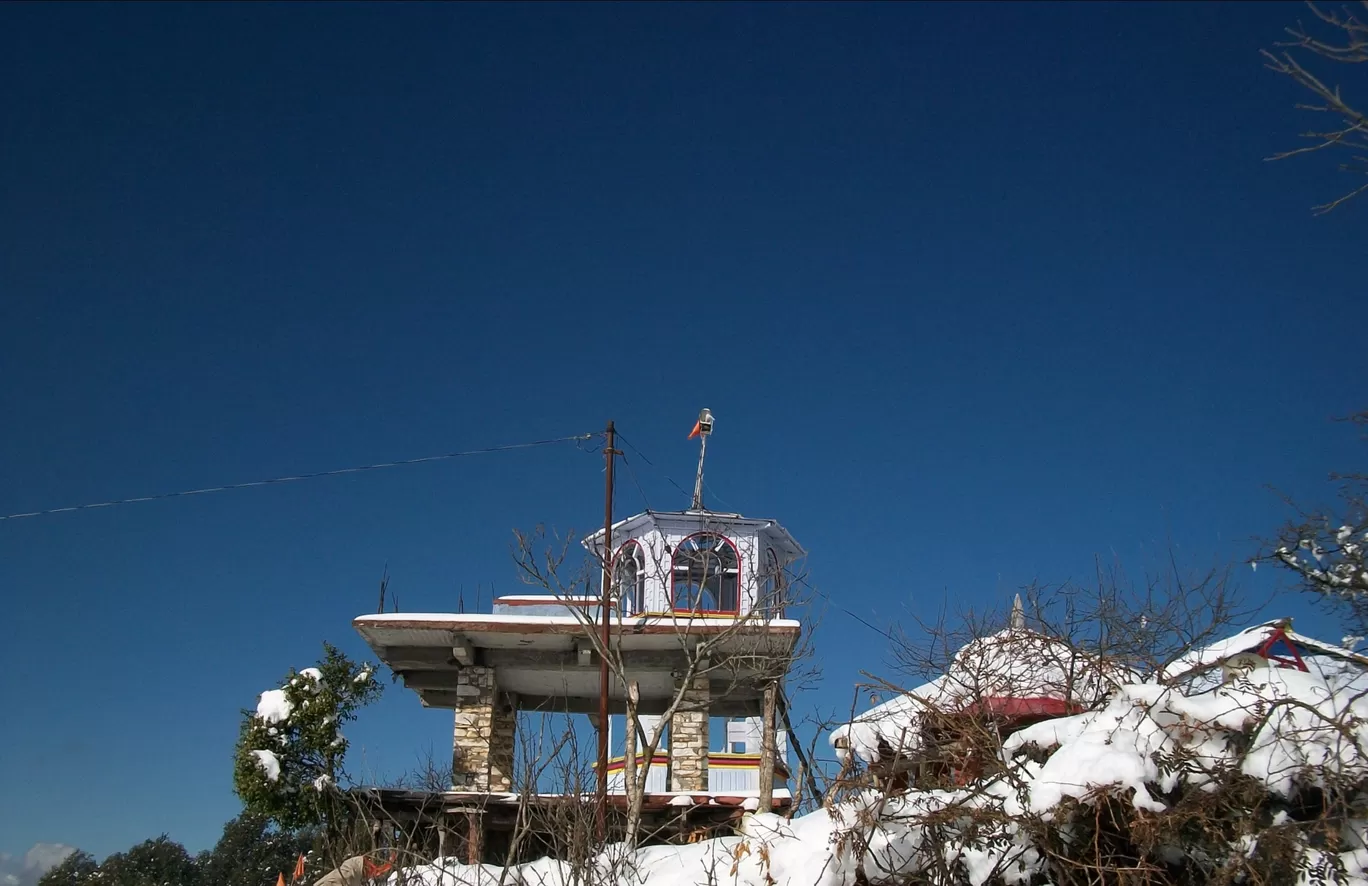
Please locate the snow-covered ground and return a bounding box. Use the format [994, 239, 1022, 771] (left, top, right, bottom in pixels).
[383, 664, 1368, 886]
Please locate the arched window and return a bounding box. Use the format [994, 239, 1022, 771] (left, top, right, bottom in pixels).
[612, 541, 646, 616]
[761, 547, 785, 617]
[671, 533, 740, 614]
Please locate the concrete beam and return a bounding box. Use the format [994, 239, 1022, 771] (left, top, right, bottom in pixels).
[400, 662, 772, 694]
[387, 647, 709, 672]
[451, 634, 476, 667]
[417, 687, 767, 718]
[382, 645, 455, 670]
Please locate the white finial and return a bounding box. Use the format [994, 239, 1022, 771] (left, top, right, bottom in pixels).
[1009, 594, 1025, 631]
[689, 408, 714, 510]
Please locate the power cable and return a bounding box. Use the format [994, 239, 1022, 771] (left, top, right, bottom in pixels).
[0, 432, 599, 522]
[615, 432, 693, 505]
[617, 452, 652, 513]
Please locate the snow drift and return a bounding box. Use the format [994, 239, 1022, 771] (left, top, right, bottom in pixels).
[383, 666, 1368, 886]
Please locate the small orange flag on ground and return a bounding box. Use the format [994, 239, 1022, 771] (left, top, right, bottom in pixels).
[688, 420, 702, 439]
[291, 854, 306, 882]
[276, 873, 286, 886]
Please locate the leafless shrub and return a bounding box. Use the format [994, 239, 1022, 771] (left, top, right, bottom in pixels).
[1264, 2, 1368, 212]
[821, 556, 1368, 885]
[1259, 411, 1368, 635]
[510, 516, 819, 849]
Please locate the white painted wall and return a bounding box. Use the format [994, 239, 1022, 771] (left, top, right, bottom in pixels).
[725, 717, 788, 759]
[606, 516, 799, 617]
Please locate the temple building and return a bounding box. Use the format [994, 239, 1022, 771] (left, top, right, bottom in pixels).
[349, 412, 807, 856]
[830, 609, 1368, 792]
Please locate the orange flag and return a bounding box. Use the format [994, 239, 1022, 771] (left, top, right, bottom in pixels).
[276, 874, 286, 886]
[688, 420, 702, 439]
[291, 854, 306, 882]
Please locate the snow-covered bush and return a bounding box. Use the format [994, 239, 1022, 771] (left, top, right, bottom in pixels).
[232, 643, 381, 832]
[369, 666, 1368, 886]
[1264, 411, 1368, 632]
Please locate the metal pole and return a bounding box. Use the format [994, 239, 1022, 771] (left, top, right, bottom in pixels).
[597, 420, 617, 840]
[691, 433, 707, 510]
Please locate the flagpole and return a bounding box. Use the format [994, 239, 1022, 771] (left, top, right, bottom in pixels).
[690, 408, 713, 510]
[691, 435, 707, 510]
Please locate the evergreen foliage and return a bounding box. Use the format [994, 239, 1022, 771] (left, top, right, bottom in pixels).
[95, 837, 201, 886]
[232, 643, 382, 832]
[36, 817, 317, 886]
[34, 851, 98, 886]
[196, 813, 315, 886]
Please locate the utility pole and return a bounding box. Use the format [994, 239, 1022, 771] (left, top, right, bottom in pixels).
[597, 420, 618, 840]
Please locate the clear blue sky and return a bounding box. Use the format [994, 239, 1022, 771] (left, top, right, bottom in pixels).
[2, 0, 1364, 861]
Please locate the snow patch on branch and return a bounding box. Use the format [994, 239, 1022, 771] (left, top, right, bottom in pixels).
[256, 689, 293, 724]
[251, 749, 281, 782]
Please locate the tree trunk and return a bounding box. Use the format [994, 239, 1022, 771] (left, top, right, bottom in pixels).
[758, 681, 777, 811]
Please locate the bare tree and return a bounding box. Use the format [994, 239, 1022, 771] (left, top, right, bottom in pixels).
[321, 543, 1368, 886]
[832, 557, 1248, 795]
[511, 516, 818, 850]
[1264, 2, 1368, 213]
[823, 558, 1368, 886]
[1260, 411, 1368, 635]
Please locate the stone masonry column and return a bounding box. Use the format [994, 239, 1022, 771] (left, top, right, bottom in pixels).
[488, 689, 516, 792]
[669, 674, 710, 792]
[451, 666, 517, 792]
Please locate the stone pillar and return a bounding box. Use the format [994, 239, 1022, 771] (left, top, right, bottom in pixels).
[669, 675, 710, 792]
[488, 690, 516, 792]
[451, 666, 517, 792]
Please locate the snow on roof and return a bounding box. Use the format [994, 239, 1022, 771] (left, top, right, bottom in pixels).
[581, 509, 807, 558]
[830, 626, 1133, 767]
[1161, 619, 1368, 682]
[945, 627, 1135, 701]
[354, 612, 802, 631]
[1005, 665, 1368, 808]
[829, 676, 948, 766]
[835, 618, 1368, 771]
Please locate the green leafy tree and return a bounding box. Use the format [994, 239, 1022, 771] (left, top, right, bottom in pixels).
[97, 837, 200, 886]
[233, 643, 382, 831]
[198, 813, 315, 886]
[35, 851, 98, 886]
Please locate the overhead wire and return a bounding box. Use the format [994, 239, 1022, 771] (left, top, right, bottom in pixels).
[617, 452, 652, 513]
[614, 432, 693, 504]
[0, 432, 600, 522]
